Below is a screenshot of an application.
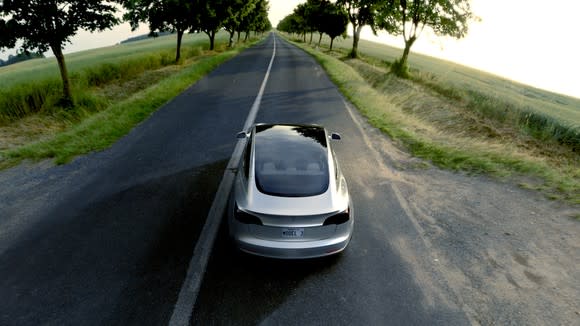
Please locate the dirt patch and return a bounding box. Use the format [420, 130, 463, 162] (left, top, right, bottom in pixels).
[404, 171, 579, 325]
[360, 112, 580, 325]
[0, 115, 69, 151]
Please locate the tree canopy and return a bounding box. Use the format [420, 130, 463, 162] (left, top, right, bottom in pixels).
[197, 0, 228, 50]
[222, 0, 254, 47]
[277, 0, 347, 49]
[243, 0, 271, 37]
[0, 0, 119, 105]
[321, 5, 348, 50]
[276, 13, 302, 35]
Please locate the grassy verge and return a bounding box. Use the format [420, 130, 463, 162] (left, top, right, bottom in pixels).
[410, 74, 580, 152]
[283, 35, 579, 204]
[0, 35, 262, 168]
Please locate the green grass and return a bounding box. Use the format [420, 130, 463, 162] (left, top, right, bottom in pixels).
[0, 32, 263, 167]
[282, 34, 579, 204]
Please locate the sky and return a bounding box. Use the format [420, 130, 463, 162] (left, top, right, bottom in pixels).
[1, 0, 579, 99]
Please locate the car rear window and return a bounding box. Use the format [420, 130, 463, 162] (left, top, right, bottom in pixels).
[254, 125, 329, 197]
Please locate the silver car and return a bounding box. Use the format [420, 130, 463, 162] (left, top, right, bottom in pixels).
[228, 123, 353, 259]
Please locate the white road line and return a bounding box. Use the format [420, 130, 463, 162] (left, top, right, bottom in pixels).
[243, 37, 276, 131]
[168, 34, 277, 326]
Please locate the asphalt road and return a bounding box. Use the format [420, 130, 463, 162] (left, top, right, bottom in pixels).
[191, 36, 469, 324]
[0, 34, 470, 325]
[0, 36, 272, 325]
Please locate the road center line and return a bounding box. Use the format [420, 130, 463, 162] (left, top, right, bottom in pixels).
[168, 34, 276, 326]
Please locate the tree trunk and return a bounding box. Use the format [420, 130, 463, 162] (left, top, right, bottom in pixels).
[237, 31, 241, 42]
[50, 44, 73, 107]
[350, 24, 363, 58]
[206, 30, 216, 50]
[309, 32, 313, 44]
[228, 30, 235, 47]
[244, 31, 249, 41]
[318, 32, 323, 46]
[330, 37, 335, 51]
[400, 36, 416, 69]
[175, 29, 184, 62]
[303, 32, 306, 42]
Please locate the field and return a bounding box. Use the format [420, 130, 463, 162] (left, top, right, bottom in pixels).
[328, 36, 580, 131]
[0, 33, 236, 124]
[0, 33, 223, 87]
[284, 33, 579, 204]
[0, 31, 261, 165]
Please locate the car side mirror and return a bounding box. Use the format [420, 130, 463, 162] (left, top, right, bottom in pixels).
[330, 133, 341, 140]
[236, 131, 248, 139]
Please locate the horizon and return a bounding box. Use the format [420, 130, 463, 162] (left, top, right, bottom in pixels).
[1, 0, 579, 100]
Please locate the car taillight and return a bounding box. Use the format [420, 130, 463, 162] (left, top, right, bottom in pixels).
[323, 208, 350, 225]
[234, 205, 262, 225]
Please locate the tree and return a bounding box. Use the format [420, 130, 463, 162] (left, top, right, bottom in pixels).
[336, 0, 380, 58]
[222, 0, 257, 47]
[293, 3, 310, 42]
[304, 0, 331, 46]
[278, 11, 308, 39]
[0, 0, 119, 106]
[383, 0, 475, 77]
[248, 0, 271, 36]
[303, 0, 327, 44]
[240, 0, 270, 41]
[197, 0, 229, 50]
[276, 14, 294, 34]
[277, 14, 297, 35]
[122, 0, 198, 62]
[321, 4, 348, 51]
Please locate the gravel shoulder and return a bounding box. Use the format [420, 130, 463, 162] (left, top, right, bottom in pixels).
[358, 107, 580, 325]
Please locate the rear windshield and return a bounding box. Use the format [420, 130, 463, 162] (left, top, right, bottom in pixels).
[254, 125, 329, 197]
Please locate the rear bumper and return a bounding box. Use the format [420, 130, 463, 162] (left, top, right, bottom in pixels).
[234, 233, 351, 259]
[230, 220, 353, 259]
